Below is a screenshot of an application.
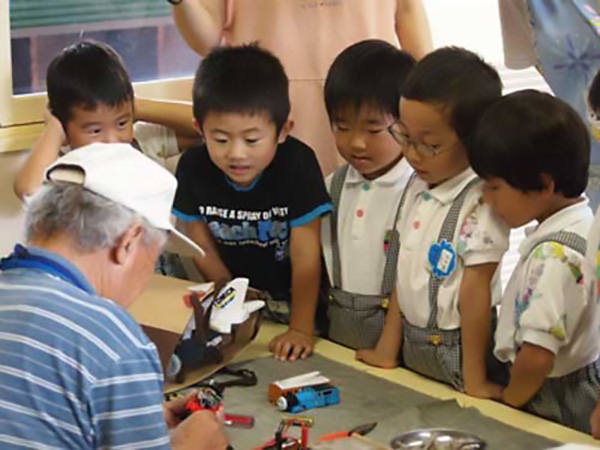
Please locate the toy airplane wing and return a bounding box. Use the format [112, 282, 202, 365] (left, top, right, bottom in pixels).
[209, 278, 265, 334]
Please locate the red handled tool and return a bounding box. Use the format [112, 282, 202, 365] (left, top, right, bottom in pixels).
[184, 387, 223, 414]
[184, 387, 255, 429]
[224, 413, 255, 429]
[317, 422, 377, 442]
[254, 418, 310, 449]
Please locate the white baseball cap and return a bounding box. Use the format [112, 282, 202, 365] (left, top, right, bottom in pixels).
[45, 142, 205, 258]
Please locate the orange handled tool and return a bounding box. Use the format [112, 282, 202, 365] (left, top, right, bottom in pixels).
[317, 422, 377, 442]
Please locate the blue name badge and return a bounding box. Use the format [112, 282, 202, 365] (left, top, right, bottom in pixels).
[428, 239, 457, 279]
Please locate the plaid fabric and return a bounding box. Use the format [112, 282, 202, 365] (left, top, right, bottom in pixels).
[400, 179, 479, 389]
[327, 288, 389, 349]
[402, 310, 505, 391]
[427, 178, 479, 328]
[526, 358, 600, 433]
[401, 317, 463, 390]
[326, 167, 412, 349]
[262, 291, 291, 324]
[518, 230, 595, 433]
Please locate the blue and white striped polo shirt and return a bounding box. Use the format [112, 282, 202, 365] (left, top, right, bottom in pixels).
[0, 246, 170, 449]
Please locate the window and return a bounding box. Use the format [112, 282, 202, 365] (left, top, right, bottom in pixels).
[1, 0, 199, 151]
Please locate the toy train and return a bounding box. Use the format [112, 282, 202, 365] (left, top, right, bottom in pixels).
[276, 383, 340, 413]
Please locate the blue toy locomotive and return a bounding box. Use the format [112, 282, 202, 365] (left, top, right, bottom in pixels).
[276, 383, 340, 413]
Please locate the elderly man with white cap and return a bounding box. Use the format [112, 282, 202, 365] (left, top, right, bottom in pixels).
[0, 143, 228, 449]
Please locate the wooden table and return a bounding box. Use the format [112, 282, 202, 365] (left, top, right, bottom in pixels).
[133, 275, 598, 446]
[234, 322, 598, 447]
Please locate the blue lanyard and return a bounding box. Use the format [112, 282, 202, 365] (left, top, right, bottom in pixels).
[0, 244, 93, 294]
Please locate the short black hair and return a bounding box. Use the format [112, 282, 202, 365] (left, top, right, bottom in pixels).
[589, 69, 600, 112]
[324, 39, 416, 121]
[192, 44, 290, 133]
[468, 90, 590, 198]
[46, 40, 134, 128]
[402, 46, 502, 143]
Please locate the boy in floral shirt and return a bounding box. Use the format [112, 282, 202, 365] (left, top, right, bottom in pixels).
[469, 90, 600, 434]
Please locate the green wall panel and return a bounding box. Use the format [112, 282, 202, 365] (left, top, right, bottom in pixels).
[10, 0, 171, 29]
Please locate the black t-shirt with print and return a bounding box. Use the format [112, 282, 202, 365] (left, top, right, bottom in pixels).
[173, 136, 331, 295]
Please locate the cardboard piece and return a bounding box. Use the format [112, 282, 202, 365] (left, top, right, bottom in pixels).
[129, 274, 261, 393]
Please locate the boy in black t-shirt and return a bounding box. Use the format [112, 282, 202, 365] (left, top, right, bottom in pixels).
[173, 44, 332, 362]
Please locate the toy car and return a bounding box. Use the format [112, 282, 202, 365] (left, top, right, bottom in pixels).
[184, 387, 223, 415]
[276, 383, 340, 413]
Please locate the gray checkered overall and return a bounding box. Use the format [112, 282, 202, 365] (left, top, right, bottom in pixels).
[520, 232, 600, 434]
[401, 178, 479, 391]
[326, 165, 409, 350]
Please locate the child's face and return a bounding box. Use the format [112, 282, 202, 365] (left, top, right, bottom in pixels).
[200, 111, 288, 187]
[587, 102, 600, 141]
[398, 99, 470, 186]
[65, 101, 134, 149]
[481, 177, 543, 228]
[331, 106, 402, 179]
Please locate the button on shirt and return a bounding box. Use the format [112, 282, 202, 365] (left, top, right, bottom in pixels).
[495, 201, 599, 377]
[396, 168, 510, 329]
[321, 159, 413, 295]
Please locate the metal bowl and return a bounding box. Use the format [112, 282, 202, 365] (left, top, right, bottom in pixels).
[390, 429, 486, 450]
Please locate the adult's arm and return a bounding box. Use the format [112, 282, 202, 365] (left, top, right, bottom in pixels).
[172, 0, 227, 56]
[396, 0, 433, 60]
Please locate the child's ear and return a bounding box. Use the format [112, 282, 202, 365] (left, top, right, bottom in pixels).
[192, 118, 204, 139]
[539, 173, 556, 195]
[277, 119, 294, 144]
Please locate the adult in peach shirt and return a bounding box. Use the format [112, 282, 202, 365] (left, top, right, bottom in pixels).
[172, 0, 432, 175]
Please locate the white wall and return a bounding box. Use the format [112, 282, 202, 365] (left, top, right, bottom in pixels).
[0, 151, 28, 255]
[424, 0, 504, 62]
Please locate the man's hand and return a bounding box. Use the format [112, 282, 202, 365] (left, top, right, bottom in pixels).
[269, 328, 314, 361]
[163, 391, 198, 429]
[355, 348, 398, 369]
[170, 410, 228, 450]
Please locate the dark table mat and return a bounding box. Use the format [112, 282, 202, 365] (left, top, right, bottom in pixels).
[220, 354, 559, 449]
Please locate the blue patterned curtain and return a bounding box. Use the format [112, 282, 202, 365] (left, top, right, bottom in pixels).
[528, 0, 600, 207]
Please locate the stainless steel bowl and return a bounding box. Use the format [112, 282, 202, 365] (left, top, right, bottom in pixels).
[390, 429, 486, 450]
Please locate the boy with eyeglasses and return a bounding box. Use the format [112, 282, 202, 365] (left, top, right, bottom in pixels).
[321, 40, 415, 350]
[357, 47, 510, 400]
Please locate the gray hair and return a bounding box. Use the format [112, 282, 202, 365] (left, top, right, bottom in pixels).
[25, 183, 168, 252]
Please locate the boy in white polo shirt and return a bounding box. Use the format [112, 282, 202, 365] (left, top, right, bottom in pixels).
[584, 71, 600, 438]
[357, 48, 510, 400]
[321, 40, 415, 349]
[469, 90, 600, 434]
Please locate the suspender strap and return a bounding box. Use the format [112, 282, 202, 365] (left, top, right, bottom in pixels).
[427, 178, 480, 329]
[329, 164, 350, 289]
[512, 231, 587, 327]
[529, 231, 587, 257]
[380, 173, 416, 296]
[329, 164, 414, 294]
